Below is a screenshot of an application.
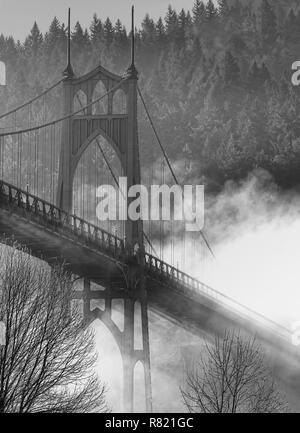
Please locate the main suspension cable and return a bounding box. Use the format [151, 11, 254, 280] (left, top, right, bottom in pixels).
[0, 78, 64, 121]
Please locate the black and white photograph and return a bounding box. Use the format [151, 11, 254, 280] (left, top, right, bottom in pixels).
[0, 0, 300, 420]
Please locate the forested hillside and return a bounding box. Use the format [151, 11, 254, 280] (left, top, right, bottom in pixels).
[1, 0, 300, 189]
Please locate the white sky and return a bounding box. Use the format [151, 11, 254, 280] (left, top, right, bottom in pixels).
[0, 0, 197, 41]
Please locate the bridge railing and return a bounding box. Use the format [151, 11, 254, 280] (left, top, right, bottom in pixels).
[0, 180, 125, 259]
[0, 180, 292, 342]
[144, 253, 291, 341]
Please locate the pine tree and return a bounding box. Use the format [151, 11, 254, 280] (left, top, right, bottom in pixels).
[260, 63, 271, 84]
[186, 37, 204, 80]
[165, 5, 178, 40]
[90, 14, 103, 43]
[141, 14, 156, 42]
[192, 37, 203, 61]
[295, 10, 300, 40]
[248, 60, 260, 90]
[114, 18, 122, 35]
[59, 23, 67, 44]
[113, 19, 128, 68]
[49, 17, 61, 38]
[177, 9, 187, 47]
[261, 0, 277, 46]
[217, 0, 230, 17]
[224, 51, 240, 85]
[229, 0, 243, 28]
[156, 17, 166, 45]
[72, 22, 85, 45]
[0, 34, 6, 54]
[83, 29, 90, 46]
[0, 35, 17, 62]
[248, 61, 271, 92]
[44, 17, 61, 50]
[24, 22, 43, 55]
[185, 11, 193, 29]
[206, 0, 218, 20]
[103, 17, 114, 47]
[192, 0, 205, 26]
[285, 9, 297, 43]
[178, 9, 186, 27]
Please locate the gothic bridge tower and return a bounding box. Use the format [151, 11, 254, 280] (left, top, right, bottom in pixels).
[57, 8, 152, 412]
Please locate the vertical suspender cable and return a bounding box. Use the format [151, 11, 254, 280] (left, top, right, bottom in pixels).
[137, 86, 216, 261]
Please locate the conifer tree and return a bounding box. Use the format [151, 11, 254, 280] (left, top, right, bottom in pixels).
[141, 14, 156, 42]
[224, 51, 240, 85]
[192, 0, 205, 26]
[90, 14, 103, 43]
[165, 5, 178, 40]
[284, 9, 297, 43]
[206, 0, 218, 20]
[24, 22, 43, 55]
[261, 0, 277, 46]
[44, 17, 61, 51]
[217, 0, 230, 17]
[177, 9, 187, 47]
[112, 19, 128, 69]
[72, 22, 85, 44]
[156, 17, 166, 45]
[103, 17, 114, 47]
[185, 11, 193, 29]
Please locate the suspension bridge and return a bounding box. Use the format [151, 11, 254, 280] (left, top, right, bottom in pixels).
[0, 8, 300, 413]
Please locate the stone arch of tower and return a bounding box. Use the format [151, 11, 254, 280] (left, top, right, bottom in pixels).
[85, 295, 151, 375]
[113, 88, 127, 114]
[92, 80, 109, 115]
[71, 129, 123, 186]
[91, 307, 123, 352]
[73, 89, 87, 114]
[72, 133, 123, 232]
[80, 274, 152, 413]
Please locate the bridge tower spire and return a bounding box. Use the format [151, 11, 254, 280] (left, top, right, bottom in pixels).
[63, 8, 74, 79]
[124, 4, 142, 248]
[126, 5, 138, 80]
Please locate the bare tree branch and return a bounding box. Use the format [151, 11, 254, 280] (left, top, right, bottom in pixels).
[0, 241, 109, 413]
[181, 330, 288, 413]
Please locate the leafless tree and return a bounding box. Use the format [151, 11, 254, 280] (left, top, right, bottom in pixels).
[0, 241, 108, 413]
[181, 331, 288, 413]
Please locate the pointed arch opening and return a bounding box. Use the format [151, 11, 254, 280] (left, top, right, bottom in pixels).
[92, 319, 123, 412]
[74, 89, 87, 115]
[134, 301, 143, 350]
[72, 134, 125, 238]
[113, 89, 127, 114]
[92, 80, 108, 115]
[111, 299, 124, 332]
[0, 61, 6, 86]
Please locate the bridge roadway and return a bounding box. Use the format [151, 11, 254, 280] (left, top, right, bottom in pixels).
[1, 179, 300, 400]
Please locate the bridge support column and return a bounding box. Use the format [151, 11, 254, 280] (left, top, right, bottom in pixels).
[141, 300, 152, 413]
[122, 297, 135, 413]
[81, 274, 152, 413]
[122, 293, 152, 413]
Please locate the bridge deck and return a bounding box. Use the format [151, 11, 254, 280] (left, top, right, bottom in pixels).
[1, 180, 300, 381]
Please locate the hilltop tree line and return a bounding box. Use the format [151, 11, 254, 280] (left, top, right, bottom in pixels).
[1, 0, 300, 189]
